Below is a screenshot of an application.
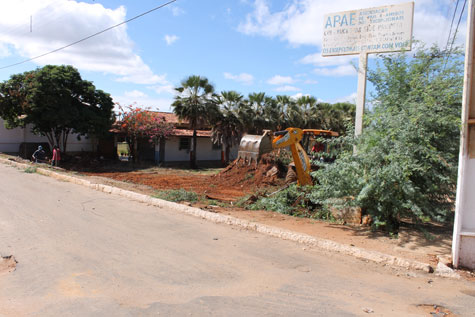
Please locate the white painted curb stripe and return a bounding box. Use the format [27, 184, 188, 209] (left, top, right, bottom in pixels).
[0, 157, 433, 273]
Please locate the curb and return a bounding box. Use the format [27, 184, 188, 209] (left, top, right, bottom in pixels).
[1, 157, 434, 274]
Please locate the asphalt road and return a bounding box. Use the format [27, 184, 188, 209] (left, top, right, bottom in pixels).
[0, 163, 474, 316]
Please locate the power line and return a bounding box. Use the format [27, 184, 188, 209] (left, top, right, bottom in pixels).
[448, 0, 467, 54]
[0, 0, 177, 70]
[445, 0, 460, 52]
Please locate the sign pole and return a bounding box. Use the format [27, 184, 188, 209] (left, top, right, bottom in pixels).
[355, 52, 368, 137]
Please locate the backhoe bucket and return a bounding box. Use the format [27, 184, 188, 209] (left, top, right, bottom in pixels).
[237, 130, 273, 163]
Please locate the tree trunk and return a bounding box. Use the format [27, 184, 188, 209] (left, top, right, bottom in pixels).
[191, 129, 197, 169]
[45, 131, 55, 153]
[61, 129, 70, 154]
[225, 144, 231, 165]
[159, 137, 165, 164]
[127, 136, 136, 163]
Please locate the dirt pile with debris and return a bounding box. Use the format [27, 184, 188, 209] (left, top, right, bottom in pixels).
[212, 153, 287, 189]
[84, 153, 288, 202]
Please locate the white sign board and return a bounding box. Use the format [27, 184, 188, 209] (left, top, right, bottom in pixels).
[322, 2, 414, 56]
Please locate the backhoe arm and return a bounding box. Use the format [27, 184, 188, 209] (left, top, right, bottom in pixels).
[272, 128, 312, 186]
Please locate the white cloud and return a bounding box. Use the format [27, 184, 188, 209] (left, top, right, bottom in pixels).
[224, 72, 254, 85]
[0, 0, 164, 85]
[290, 92, 311, 100]
[335, 92, 357, 104]
[113, 94, 174, 112]
[303, 79, 318, 84]
[239, 0, 464, 48]
[164, 34, 179, 46]
[124, 90, 148, 98]
[274, 85, 301, 92]
[267, 75, 294, 85]
[314, 64, 356, 77]
[148, 84, 176, 95]
[0, 43, 10, 57]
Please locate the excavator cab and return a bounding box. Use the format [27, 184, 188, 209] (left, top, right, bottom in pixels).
[301, 129, 339, 162]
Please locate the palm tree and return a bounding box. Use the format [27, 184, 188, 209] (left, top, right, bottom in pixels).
[212, 91, 244, 164]
[274, 95, 291, 130]
[248, 92, 267, 134]
[287, 97, 305, 128]
[172, 75, 218, 169]
[233, 98, 255, 133]
[296, 95, 322, 129]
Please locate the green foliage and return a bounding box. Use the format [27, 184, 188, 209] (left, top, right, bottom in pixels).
[153, 189, 199, 202]
[0, 65, 114, 153]
[249, 185, 333, 219]
[212, 91, 245, 163]
[229, 93, 355, 135]
[311, 44, 463, 232]
[24, 166, 37, 173]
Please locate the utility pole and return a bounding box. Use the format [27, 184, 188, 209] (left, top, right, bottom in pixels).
[453, 0, 475, 270]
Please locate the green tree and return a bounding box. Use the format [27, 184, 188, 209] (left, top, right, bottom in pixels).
[0, 65, 114, 153]
[311, 45, 463, 232]
[248, 92, 267, 134]
[212, 91, 245, 164]
[274, 95, 291, 130]
[233, 98, 255, 133]
[172, 75, 218, 169]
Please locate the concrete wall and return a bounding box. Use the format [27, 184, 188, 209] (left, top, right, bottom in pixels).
[156, 136, 238, 162]
[0, 118, 94, 154]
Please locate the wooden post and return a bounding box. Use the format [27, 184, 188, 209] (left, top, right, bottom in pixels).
[355, 52, 368, 137]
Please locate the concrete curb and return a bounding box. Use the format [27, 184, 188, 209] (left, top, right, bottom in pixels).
[1, 157, 434, 273]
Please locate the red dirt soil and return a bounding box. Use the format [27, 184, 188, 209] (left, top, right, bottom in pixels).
[86, 154, 286, 202]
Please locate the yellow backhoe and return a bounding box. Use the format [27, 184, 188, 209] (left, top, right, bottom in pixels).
[237, 128, 338, 186]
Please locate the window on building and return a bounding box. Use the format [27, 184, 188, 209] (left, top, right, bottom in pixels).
[179, 137, 191, 150]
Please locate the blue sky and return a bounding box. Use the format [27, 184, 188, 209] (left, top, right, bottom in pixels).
[0, 0, 467, 112]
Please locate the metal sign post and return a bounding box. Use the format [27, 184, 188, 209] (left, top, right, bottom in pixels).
[322, 2, 414, 136]
[355, 52, 368, 136]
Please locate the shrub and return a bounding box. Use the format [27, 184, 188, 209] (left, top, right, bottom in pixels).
[310, 44, 463, 232]
[153, 189, 199, 202]
[24, 166, 37, 173]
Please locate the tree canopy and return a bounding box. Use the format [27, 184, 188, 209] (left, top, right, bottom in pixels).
[0, 65, 114, 153]
[172, 75, 219, 168]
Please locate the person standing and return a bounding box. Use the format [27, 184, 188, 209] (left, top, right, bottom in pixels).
[32, 145, 46, 163]
[51, 145, 61, 167]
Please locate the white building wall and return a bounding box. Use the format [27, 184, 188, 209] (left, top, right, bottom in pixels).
[196, 137, 222, 161]
[0, 118, 94, 153]
[163, 137, 189, 162]
[158, 136, 238, 162]
[0, 120, 24, 152]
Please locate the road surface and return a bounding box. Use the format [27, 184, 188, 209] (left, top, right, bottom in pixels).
[0, 163, 474, 316]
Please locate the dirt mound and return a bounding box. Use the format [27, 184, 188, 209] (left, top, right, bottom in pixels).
[213, 152, 287, 189]
[84, 152, 289, 202]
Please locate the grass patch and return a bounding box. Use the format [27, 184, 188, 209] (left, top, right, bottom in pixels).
[24, 166, 37, 173]
[153, 189, 199, 203]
